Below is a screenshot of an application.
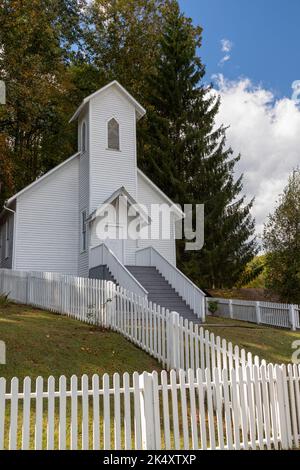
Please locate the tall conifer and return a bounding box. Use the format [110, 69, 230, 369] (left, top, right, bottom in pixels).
[139, 1, 257, 288]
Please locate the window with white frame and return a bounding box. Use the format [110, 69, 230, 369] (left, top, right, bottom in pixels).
[81, 121, 87, 153]
[5, 219, 9, 259]
[81, 210, 87, 252]
[107, 118, 120, 150]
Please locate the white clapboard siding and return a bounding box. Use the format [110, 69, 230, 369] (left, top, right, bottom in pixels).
[0, 366, 299, 450]
[208, 297, 300, 330]
[14, 156, 80, 275]
[89, 87, 137, 212]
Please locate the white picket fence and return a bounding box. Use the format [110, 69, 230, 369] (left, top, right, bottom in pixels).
[1, 269, 300, 451]
[0, 364, 299, 450]
[208, 297, 300, 330]
[0, 269, 261, 374]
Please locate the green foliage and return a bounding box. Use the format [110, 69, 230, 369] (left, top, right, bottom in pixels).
[0, 0, 83, 207]
[237, 256, 266, 288]
[207, 301, 219, 315]
[0, 293, 10, 308]
[80, 0, 168, 100]
[263, 170, 300, 303]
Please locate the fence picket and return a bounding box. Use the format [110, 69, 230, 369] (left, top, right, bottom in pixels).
[205, 369, 216, 450]
[161, 370, 171, 450]
[113, 373, 121, 450]
[0, 378, 5, 450]
[170, 370, 180, 449]
[287, 364, 299, 448]
[103, 374, 110, 450]
[187, 369, 198, 450]
[222, 369, 233, 450]
[123, 372, 131, 450]
[9, 377, 19, 450]
[22, 377, 31, 450]
[70, 375, 78, 450]
[92, 374, 100, 450]
[35, 376, 43, 450]
[179, 369, 189, 450]
[58, 375, 67, 450]
[47, 376, 55, 450]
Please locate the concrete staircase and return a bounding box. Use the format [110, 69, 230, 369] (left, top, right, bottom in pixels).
[126, 266, 198, 322]
[89, 265, 117, 284]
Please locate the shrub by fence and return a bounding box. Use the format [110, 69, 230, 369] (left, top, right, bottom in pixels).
[208, 297, 300, 330]
[0, 365, 299, 450]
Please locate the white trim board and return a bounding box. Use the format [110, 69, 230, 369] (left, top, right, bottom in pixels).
[70, 81, 146, 123]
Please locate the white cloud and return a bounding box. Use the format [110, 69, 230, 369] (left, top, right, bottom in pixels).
[221, 39, 233, 53]
[219, 39, 233, 66]
[213, 75, 300, 237]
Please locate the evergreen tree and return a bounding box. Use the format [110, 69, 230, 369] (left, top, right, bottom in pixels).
[139, 1, 257, 288]
[263, 170, 300, 303]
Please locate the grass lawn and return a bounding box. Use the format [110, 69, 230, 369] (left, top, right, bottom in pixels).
[204, 315, 300, 365]
[0, 302, 161, 382]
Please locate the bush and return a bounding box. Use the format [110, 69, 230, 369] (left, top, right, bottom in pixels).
[0, 293, 10, 309]
[208, 300, 219, 315]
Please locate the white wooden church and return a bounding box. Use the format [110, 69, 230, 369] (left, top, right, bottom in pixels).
[0, 81, 205, 320]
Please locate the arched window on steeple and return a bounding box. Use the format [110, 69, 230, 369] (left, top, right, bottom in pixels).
[107, 118, 120, 150]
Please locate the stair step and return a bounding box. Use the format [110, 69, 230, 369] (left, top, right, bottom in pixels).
[126, 265, 200, 323]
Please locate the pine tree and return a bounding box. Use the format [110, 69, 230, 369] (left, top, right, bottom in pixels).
[139, 1, 257, 288]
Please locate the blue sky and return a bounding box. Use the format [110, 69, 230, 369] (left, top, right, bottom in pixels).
[178, 1, 300, 235]
[179, 0, 300, 98]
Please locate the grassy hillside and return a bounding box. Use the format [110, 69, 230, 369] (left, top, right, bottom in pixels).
[0, 303, 161, 381]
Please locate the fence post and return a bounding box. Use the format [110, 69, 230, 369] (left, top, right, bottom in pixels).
[201, 296, 206, 322]
[139, 372, 156, 450]
[167, 312, 180, 371]
[26, 272, 31, 305]
[289, 305, 296, 331]
[229, 299, 234, 319]
[255, 301, 261, 325]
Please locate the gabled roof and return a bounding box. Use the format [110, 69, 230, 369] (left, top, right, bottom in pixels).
[4, 152, 81, 207]
[88, 186, 151, 225]
[137, 169, 185, 219]
[69, 81, 146, 123]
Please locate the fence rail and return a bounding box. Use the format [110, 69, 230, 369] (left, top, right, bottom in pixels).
[0, 269, 261, 374]
[0, 365, 299, 450]
[208, 297, 300, 330]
